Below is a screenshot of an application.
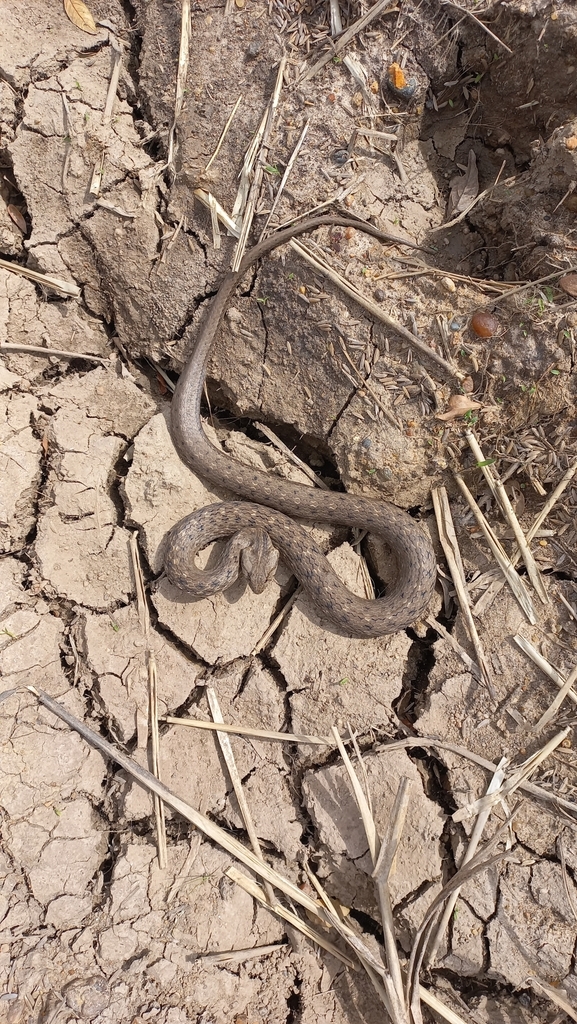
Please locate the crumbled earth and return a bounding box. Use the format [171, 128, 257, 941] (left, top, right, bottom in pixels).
[1, 0, 577, 1022]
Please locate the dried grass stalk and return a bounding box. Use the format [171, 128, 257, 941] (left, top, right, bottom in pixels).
[432, 486, 495, 696]
[465, 430, 547, 602]
[453, 472, 536, 623]
[206, 686, 275, 905]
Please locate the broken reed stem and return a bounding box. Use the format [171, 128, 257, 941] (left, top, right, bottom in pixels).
[372, 777, 412, 1019]
[205, 95, 242, 172]
[0, 343, 108, 363]
[30, 687, 338, 917]
[453, 472, 536, 623]
[431, 487, 496, 698]
[163, 714, 328, 745]
[208, 192, 222, 250]
[206, 688, 275, 906]
[331, 728, 409, 1022]
[534, 662, 577, 732]
[427, 760, 507, 964]
[0, 257, 81, 297]
[102, 37, 123, 125]
[258, 119, 310, 241]
[488, 263, 577, 306]
[274, 177, 363, 229]
[148, 653, 167, 869]
[465, 430, 547, 602]
[166, 0, 191, 177]
[198, 943, 288, 966]
[516, 457, 577, 557]
[250, 586, 302, 654]
[232, 58, 286, 271]
[226, 867, 356, 968]
[514, 634, 577, 724]
[129, 534, 167, 868]
[299, 0, 398, 83]
[452, 728, 571, 823]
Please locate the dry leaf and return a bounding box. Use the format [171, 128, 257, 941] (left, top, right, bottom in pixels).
[7, 204, 26, 233]
[446, 149, 479, 220]
[63, 0, 98, 34]
[436, 394, 482, 422]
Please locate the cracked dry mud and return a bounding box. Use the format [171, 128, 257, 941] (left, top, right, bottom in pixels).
[1, 1, 577, 1022]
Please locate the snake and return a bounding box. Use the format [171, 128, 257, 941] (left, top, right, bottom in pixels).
[164, 215, 437, 638]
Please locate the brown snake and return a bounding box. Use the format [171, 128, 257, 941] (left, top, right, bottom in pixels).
[165, 216, 437, 637]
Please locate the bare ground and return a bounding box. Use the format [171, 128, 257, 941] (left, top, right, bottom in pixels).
[1, 0, 577, 1022]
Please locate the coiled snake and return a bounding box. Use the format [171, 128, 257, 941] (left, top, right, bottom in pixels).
[165, 216, 436, 637]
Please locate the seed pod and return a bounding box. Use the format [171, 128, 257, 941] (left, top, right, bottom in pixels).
[470, 311, 500, 338]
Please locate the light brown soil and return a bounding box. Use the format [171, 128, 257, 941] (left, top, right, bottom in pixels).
[1, 1, 577, 1022]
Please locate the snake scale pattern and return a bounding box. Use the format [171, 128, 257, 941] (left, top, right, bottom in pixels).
[164, 215, 436, 637]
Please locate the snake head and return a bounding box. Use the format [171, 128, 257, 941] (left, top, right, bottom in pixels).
[240, 527, 279, 594]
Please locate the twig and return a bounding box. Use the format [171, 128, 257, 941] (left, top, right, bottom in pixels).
[299, 0, 398, 83]
[255, 421, 329, 489]
[488, 263, 577, 306]
[440, 0, 513, 53]
[425, 616, 482, 681]
[259, 120, 310, 240]
[432, 487, 495, 697]
[205, 95, 242, 173]
[0, 343, 107, 363]
[292, 239, 465, 380]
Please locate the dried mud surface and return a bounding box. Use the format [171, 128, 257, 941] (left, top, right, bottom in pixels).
[1, 1, 577, 1022]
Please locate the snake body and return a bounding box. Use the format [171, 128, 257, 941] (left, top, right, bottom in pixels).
[165, 216, 437, 638]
